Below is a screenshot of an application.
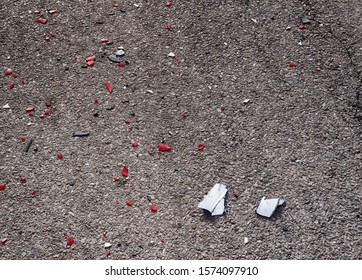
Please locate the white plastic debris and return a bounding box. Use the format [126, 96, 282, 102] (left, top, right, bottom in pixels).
[244, 237, 249, 244]
[116, 49, 125, 56]
[167, 52, 175, 58]
[3, 104, 10, 109]
[104, 242, 112, 249]
[251, 18, 258, 23]
[256, 196, 285, 218]
[198, 184, 227, 216]
[146, 90, 154, 94]
[243, 99, 250, 104]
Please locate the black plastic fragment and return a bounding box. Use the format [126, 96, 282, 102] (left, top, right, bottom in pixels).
[25, 139, 33, 152]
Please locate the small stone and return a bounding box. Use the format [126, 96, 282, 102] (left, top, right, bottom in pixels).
[104, 242, 112, 249]
[73, 131, 90, 137]
[108, 54, 121, 63]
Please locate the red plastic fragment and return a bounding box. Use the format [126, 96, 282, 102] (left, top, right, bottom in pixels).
[150, 203, 157, 212]
[45, 102, 52, 107]
[57, 153, 63, 159]
[1, 238, 8, 245]
[44, 36, 50, 41]
[95, 99, 100, 104]
[289, 61, 296, 67]
[28, 113, 34, 117]
[298, 25, 305, 29]
[0, 184, 5, 191]
[106, 250, 111, 257]
[9, 83, 15, 89]
[86, 56, 96, 62]
[113, 4, 119, 8]
[37, 18, 48, 24]
[21, 138, 26, 142]
[158, 143, 172, 152]
[132, 142, 139, 147]
[113, 176, 119, 182]
[198, 144, 205, 150]
[101, 38, 109, 43]
[66, 238, 74, 246]
[220, 106, 225, 111]
[31, 191, 37, 195]
[5, 69, 13, 76]
[50, 32, 55, 37]
[44, 109, 50, 115]
[39, 114, 45, 119]
[122, 166, 129, 178]
[12, 73, 17, 78]
[105, 81, 113, 93]
[87, 60, 95, 67]
[48, 9, 58, 14]
[25, 105, 35, 113]
[166, 1, 172, 7]
[103, 231, 107, 239]
[126, 201, 133, 206]
[118, 63, 126, 67]
[124, 119, 131, 125]
[20, 177, 27, 182]
[316, 66, 321, 72]
[166, 25, 172, 30]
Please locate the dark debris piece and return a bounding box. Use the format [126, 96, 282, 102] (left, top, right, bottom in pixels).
[24, 139, 33, 152]
[73, 131, 90, 137]
[108, 54, 121, 63]
[106, 105, 115, 110]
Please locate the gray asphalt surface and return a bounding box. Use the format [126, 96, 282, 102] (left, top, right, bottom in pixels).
[0, 0, 361, 259]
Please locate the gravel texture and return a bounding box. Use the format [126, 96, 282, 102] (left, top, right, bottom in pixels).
[0, 0, 361, 260]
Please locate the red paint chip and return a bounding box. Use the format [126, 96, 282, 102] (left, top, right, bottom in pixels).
[124, 119, 131, 125]
[101, 38, 109, 43]
[87, 60, 95, 67]
[1, 238, 8, 245]
[5, 69, 13, 76]
[132, 142, 139, 147]
[166, 1, 172, 7]
[118, 63, 126, 67]
[21, 138, 26, 142]
[105, 81, 113, 93]
[316, 67, 321, 72]
[122, 166, 129, 178]
[289, 61, 296, 67]
[37, 18, 48, 24]
[66, 238, 74, 246]
[44, 110, 50, 115]
[106, 250, 111, 257]
[113, 176, 119, 182]
[298, 25, 305, 29]
[150, 202, 157, 212]
[126, 201, 133, 206]
[9, 83, 15, 89]
[48, 9, 58, 14]
[158, 143, 172, 152]
[20, 177, 27, 182]
[198, 144, 205, 150]
[86, 56, 96, 62]
[166, 25, 172, 30]
[0, 184, 6, 191]
[31, 191, 37, 195]
[57, 153, 63, 159]
[25, 106, 35, 113]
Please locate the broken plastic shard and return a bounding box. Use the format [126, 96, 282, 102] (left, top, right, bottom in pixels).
[115, 49, 125, 57]
[104, 242, 112, 249]
[3, 104, 10, 109]
[301, 17, 311, 24]
[167, 52, 175, 58]
[108, 54, 121, 63]
[256, 197, 285, 218]
[198, 184, 227, 216]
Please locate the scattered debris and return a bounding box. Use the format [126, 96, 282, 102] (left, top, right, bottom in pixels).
[104, 242, 112, 249]
[150, 202, 157, 212]
[108, 54, 121, 63]
[121, 166, 129, 178]
[158, 143, 172, 152]
[244, 237, 249, 244]
[198, 183, 228, 216]
[73, 131, 90, 137]
[3, 104, 10, 109]
[256, 197, 285, 218]
[66, 237, 74, 246]
[105, 81, 113, 93]
[37, 18, 48, 24]
[5, 68, 13, 75]
[24, 139, 33, 153]
[301, 17, 311, 24]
